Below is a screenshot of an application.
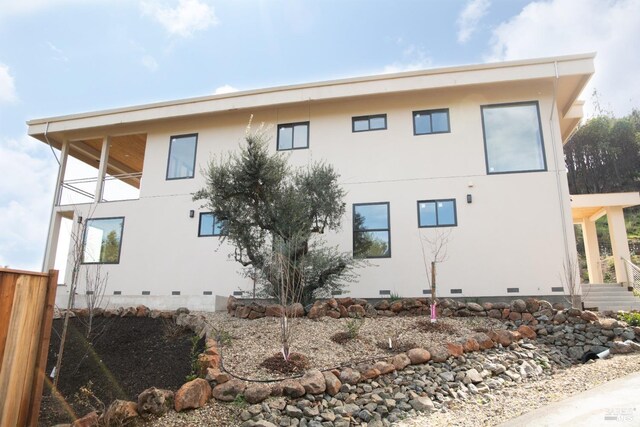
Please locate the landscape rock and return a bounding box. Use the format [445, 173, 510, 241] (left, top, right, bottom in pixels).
[373, 361, 396, 374]
[339, 367, 361, 384]
[446, 342, 464, 357]
[211, 378, 244, 403]
[409, 396, 434, 412]
[429, 345, 449, 363]
[71, 411, 98, 427]
[137, 387, 174, 419]
[100, 400, 138, 426]
[391, 353, 411, 370]
[510, 299, 527, 313]
[280, 379, 306, 398]
[300, 369, 326, 394]
[245, 383, 272, 404]
[407, 348, 431, 364]
[323, 371, 342, 396]
[265, 304, 285, 317]
[517, 325, 537, 339]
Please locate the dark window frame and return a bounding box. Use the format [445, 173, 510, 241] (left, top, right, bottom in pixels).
[480, 100, 547, 175]
[417, 199, 458, 228]
[412, 108, 451, 135]
[198, 212, 227, 237]
[352, 201, 391, 259]
[81, 216, 125, 265]
[352, 114, 387, 132]
[277, 121, 310, 151]
[166, 133, 198, 180]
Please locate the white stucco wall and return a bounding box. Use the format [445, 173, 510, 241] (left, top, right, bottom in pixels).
[53, 80, 578, 310]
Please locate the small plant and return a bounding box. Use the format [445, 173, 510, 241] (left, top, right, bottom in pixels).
[618, 311, 640, 326]
[72, 380, 105, 414]
[232, 394, 247, 408]
[389, 292, 402, 302]
[186, 335, 201, 381]
[162, 318, 189, 340]
[345, 317, 365, 339]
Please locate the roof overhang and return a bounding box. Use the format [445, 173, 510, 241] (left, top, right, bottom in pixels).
[571, 192, 640, 222]
[27, 52, 595, 149]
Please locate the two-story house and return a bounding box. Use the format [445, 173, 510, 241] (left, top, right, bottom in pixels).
[29, 53, 632, 311]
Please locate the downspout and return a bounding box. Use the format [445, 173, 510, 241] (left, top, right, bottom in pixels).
[548, 62, 573, 275]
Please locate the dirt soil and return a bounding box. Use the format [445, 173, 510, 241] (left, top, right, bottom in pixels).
[39, 316, 202, 427]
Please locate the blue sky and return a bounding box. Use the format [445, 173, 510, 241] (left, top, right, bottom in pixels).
[1, 0, 639, 271]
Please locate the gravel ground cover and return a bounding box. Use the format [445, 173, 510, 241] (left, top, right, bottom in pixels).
[401, 353, 640, 427]
[201, 312, 506, 381]
[144, 312, 640, 426]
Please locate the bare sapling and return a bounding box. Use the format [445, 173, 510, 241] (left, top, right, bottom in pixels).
[84, 264, 108, 338]
[419, 229, 452, 323]
[272, 250, 304, 362]
[561, 254, 581, 309]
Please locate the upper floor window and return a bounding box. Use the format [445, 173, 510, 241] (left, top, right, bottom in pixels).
[413, 109, 450, 135]
[481, 101, 546, 174]
[82, 217, 125, 264]
[167, 134, 197, 180]
[418, 199, 457, 227]
[352, 114, 387, 132]
[198, 213, 226, 237]
[353, 202, 391, 258]
[277, 122, 309, 151]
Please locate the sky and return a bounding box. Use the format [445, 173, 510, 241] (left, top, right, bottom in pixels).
[1, 0, 639, 272]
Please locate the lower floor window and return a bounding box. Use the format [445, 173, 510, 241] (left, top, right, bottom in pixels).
[353, 202, 391, 258]
[199, 212, 226, 236]
[418, 199, 457, 227]
[82, 217, 125, 264]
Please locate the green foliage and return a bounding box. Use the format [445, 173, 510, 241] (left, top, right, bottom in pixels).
[100, 230, 120, 263]
[388, 292, 401, 302]
[186, 335, 201, 382]
[345, 317, 365, 339]
[194, 125, 362, 306]
[618, 311, 640, 326]
[565, 111, 640, 195]
[231, 394, 247, 407]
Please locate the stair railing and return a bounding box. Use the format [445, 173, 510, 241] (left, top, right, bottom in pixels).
[622, 257, 640, 297]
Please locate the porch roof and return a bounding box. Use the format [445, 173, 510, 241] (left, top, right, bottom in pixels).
[571, 192, 640, 222]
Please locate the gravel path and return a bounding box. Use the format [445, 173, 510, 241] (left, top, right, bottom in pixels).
[400, 353, 640, 427]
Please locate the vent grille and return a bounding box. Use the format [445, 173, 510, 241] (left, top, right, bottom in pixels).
[507, 288, 519, 293]
[172, 291, 181, 296]
[203, 291, 213, 295]
[450, 289, 462, 294]
[142, 291, 150, 295]
[551, 287, 564, 292]
[113, 291, 121, 295]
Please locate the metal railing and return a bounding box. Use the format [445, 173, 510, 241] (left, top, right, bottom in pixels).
[58, 172, 142, 204]
[622, 257, 640, 296]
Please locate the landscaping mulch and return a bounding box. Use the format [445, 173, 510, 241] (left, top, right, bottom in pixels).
[39, 316, 202, 427]
[259, 352, 310, 375]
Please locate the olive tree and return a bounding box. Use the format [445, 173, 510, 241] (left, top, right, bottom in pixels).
[194, 124, 360, 306]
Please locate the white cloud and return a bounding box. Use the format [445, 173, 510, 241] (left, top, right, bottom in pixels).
[141, 54, 159, 72]
[214, 84, 238, 95]
[0, 136, 57, 271]
[486, 0, 640, 117]
[141, 0, 218, 38]
[457, 0, 490, 44]
[46, 41, 69, 62]
[0, 64, 17, 103]
[382, 44, 433, 74]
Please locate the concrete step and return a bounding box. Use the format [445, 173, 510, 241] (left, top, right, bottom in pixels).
[580, 283, 640, 311]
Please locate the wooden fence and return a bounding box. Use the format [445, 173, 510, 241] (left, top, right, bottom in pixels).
[0, 268, 58, 427]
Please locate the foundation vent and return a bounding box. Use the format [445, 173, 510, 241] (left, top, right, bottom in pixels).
[507, 288, 519, 293]
[113, 291, 122, 295]
[422, 289, 432, 294]
[142, 291, 150, 295]
[551, 287, 564, 292]
[450, 289, 462, 294]
[379, 290, 391, 295]
[203, 291, 213, 295]
[172, 291, 181, 296]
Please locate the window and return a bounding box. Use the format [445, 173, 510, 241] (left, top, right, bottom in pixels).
[417, 199, 457, 227]
[352, 114, 387, 132]
[481, 101, 546, 174]
[277, 122, 309, 150]
[413, 109, 450, 135]
[198, 212, 226, 237]
[82, 217, 125, 264]
[353, 202, 390, 258]
[166, 134, 197, 179]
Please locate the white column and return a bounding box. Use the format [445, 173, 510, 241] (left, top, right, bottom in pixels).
[95, 136, 110, 202]
[606, 206, 632, 284]
[581, 219, 603, 284]
[41, 140, 69, 272]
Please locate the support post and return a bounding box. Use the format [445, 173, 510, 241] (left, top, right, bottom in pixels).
[581, 219, 603, 284]
[606, 207, 632, 284]
[95, 136, 110, 202]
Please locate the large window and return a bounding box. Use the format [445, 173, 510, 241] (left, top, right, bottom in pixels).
[198, 213, 226, 237]
[481, 101, 546, 174]
[82, 217, 125, 264]
[166, 134, 197, 179]
[417, 199, 457, 227]
[413, 109, 450, 135]
[353, 202, 390, 258]
[352, 114, 387, 132]
[277, 122, 309, 150]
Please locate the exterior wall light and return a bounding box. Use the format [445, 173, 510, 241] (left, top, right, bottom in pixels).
[189, 210, 195, 218]
[466, 194, 472, 204]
